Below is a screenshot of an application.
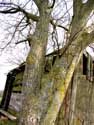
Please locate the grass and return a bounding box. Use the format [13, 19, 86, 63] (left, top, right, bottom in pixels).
[0, 120, 17, 125]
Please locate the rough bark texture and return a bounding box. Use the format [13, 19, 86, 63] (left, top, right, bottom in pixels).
[18, 0, 94, 125]
[18, 1, 51, 125]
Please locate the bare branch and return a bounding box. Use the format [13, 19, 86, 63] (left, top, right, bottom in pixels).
[85, 0, 94, 7]
[17, 6, 39, 22]
[50, 19, 69, 31]
[33, 0, 41, 9]
[60, 28, 94, 57]
[15, 39, 27, 44]
[0, 2, 39, 22]
[56, 24, 69, 31]
[73, 0, 83, 15]
[0, 8, 19, 14]
[48, 0, 56, 8]
[82, 0, 94, 17]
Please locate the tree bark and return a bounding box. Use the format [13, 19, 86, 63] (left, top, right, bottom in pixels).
[18, 0, 94, 125]
[18, 1, 51, 125]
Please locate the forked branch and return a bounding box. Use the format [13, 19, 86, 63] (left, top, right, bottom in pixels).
[0, 2, 39, 22]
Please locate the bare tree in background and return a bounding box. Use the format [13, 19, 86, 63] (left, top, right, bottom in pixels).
[0, 0, 94, 125]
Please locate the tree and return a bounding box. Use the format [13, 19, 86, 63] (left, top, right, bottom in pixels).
[0, 0, 94, 125]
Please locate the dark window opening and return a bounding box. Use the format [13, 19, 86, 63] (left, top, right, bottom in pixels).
[83, 54, 87, 75]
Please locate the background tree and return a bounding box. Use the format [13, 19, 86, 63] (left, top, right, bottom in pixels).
[0, 0, 94, 125]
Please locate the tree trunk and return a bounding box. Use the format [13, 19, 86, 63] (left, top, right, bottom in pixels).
[18, 1, 51, 125]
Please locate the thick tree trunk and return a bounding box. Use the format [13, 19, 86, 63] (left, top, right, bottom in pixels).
[18, 1, 51, 125]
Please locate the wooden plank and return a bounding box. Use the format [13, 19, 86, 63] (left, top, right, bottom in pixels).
[0, 109, 17, 120]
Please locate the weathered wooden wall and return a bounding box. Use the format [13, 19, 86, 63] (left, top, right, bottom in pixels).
[55, 53, 94, 125]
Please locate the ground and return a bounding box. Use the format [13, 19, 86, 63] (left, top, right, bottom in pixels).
[0, 93, 17, 125]
[0, 119, 17, 125]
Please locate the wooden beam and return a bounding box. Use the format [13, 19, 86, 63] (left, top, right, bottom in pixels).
[0, 70, 16, 111]
[0, 109, 17, 120]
